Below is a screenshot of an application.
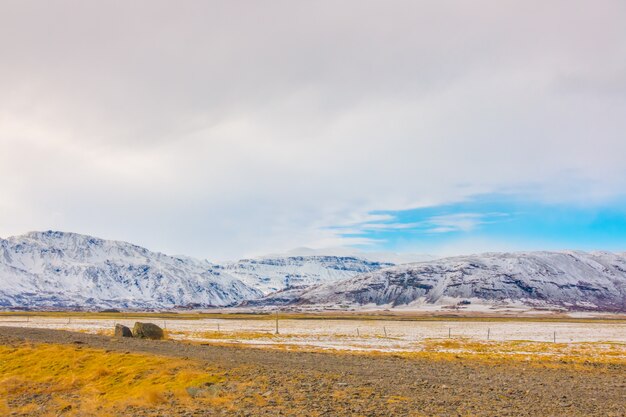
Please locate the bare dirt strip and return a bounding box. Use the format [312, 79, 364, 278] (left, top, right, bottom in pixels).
[0, 326, 624, 416]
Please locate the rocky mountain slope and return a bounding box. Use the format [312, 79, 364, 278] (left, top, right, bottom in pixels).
[0, 231, 261, 310]
[224, 256, 394, 294]
[249, 251, 626, 312]
[2, 231, 625, 312]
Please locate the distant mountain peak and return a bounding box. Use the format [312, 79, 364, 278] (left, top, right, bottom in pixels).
[248, 251, 626, 312]
[0, 231, 260, 310]
[224, 255, 394, 295]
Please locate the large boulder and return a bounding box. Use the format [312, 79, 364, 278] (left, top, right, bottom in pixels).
[132, 322, 165, 340]
[114, 324, 133, 338]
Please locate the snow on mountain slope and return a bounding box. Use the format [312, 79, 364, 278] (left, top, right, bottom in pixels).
[249, 251, 626, 312]
[224, 256, 394, 295]
[262, 247, 434, 265]
[4, 232, 625, 312]
[0, 231, 261, 310]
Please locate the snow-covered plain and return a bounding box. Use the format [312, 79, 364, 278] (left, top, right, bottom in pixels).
[2, 316, 624, 353]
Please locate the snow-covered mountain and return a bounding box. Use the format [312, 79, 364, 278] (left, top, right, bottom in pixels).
[224, 256, 394, 294]
[249, 251, 626, 312]
[0, 231, 261, 310]
[260, 247, 434, 266]
[3, 232, 625, 313]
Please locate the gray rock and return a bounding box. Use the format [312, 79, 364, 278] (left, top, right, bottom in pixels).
[114, 324, 133, 338]
[132, 322, 164, 340]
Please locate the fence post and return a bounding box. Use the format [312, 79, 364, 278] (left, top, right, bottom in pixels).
[384, 327, 388, 337]
[275, 311, 279, 335]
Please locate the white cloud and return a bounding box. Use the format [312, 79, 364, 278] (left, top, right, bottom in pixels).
[1, 1, 625, 259]
[341, 212, 505, 237]
[358, 222, 424, 231]
[423, 213, 501, 234]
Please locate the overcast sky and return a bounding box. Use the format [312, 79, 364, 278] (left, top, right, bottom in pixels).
[1, 1, 626, 260]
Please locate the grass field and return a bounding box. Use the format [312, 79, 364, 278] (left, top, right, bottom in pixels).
[0, 326, 624, 416]
[1, 310, 625, 323]
[0, 343, 228, 416]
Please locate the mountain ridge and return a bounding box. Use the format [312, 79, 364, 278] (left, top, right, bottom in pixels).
[248, 250, 626, 312]
[0, 230, 261, 310]
[224, 256, 394, 295]
[1, 231, 625, 312]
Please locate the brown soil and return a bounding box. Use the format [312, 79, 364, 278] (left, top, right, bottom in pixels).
[0, 326, 624, 416]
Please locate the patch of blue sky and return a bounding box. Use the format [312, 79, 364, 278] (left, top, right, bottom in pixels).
[334, 194, 626, 253]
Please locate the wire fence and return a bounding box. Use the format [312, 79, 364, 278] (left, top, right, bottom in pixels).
[1, 316, 625, 344]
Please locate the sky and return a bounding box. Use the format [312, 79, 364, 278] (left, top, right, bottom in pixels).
[1, 1, 626, 261]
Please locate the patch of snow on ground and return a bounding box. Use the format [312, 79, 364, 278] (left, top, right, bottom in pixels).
[2, 316, 625, 352]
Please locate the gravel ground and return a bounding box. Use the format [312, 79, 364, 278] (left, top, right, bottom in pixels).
[0, 326, 624, 416]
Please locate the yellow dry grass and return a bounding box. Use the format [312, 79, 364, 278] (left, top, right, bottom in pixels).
[169, 325, 626, 369]
[2, 310, 625, 323]
[0, 343, 224, 416]
[177, 331, 626, 370]
[369, 338, 626, 369]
